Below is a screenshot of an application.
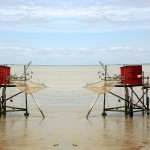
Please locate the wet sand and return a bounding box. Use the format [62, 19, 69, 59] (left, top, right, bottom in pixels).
[0, 104, 150, 150]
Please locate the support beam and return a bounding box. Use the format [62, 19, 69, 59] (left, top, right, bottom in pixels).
[130, 87, 148, 111]
[108, 91, 146, 111]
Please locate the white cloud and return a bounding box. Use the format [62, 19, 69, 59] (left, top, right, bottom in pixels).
[1, 4, 150, 21]
[0, 46, 31, 52]
[0, 0, 150, 32]
[1, 46, 149, 55]
[0, 46, 150, 65]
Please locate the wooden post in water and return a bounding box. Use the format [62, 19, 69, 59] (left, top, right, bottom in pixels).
[2, 87, 6, 117]
[146, 91, 149, 115]
[102, 65, 107, 117]
[0, 93, 1, 117]
[125, 87, 129, 117]
[24, 65, 29, 117]
[129, 87, 133, 117]
[146, 76, 149, 115]
[142, 87, 145, 116]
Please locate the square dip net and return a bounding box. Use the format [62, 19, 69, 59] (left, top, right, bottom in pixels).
[12, 80, 46, 94]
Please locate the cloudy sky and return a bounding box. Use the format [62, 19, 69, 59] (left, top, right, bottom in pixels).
[0, 0, 150, 65]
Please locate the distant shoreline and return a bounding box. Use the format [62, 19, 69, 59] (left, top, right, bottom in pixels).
[1, 63, 150, 67]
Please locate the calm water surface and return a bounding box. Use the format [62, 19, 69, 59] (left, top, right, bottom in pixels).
[0, 65, 150, 150]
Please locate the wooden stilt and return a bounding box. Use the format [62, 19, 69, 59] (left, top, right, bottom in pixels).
[102, 65, 107, 117]
[142, 87, 145, 116]
[147, 96, 149, 115]
[0, 92, 2, 117]
[24, 93, 29, 117]
[24, 65, 29, 117]
[2, 87, 6, 117]
[125, 87, 129, 117]
[129, 87, 133, 117]
[102, 93, 107, 117]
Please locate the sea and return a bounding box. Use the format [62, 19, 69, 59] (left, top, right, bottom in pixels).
[0, 65, 150, 150]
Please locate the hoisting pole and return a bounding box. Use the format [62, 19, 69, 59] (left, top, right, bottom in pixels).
[31, 94, 45, 119]
[86, 93, 100, 119]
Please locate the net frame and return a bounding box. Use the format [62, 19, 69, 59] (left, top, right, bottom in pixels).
[85, 80, 119, 94]
[12, 80, 46, 94]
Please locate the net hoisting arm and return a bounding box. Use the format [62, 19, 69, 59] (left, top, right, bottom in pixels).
[86, 93, 100, 119]
[21, 61, 32, 78]
[31, 94, 45, 119]
[99, 61, 110, 77]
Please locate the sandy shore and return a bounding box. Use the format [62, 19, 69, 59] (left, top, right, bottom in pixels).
[0, 104, 150, 150]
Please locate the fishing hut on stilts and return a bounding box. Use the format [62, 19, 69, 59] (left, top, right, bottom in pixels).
[86, 62, 150, 118]
[0, 62, 45, 119]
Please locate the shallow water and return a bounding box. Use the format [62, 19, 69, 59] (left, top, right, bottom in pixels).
[0, 65, 150, 149]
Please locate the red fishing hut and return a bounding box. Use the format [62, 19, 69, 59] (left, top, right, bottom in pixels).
[101, 64, 150, 118]
[0, 65, 10, 85]
[120, 65, 143, 85]
[0, 65, 29, 118]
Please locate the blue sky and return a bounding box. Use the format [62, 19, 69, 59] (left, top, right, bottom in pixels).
[0, 0, 150, 65]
